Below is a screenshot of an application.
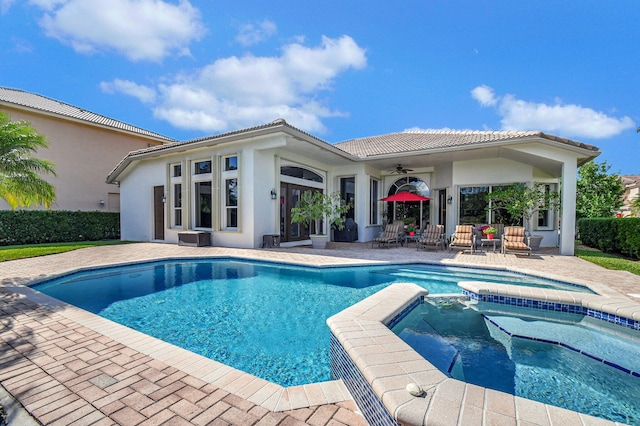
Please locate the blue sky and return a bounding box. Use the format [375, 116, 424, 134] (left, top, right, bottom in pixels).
[1, 0, 639, 174]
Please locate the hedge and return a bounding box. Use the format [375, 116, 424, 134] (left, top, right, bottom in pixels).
[578, 217, 640, 259]
[0, 211, 120, 246]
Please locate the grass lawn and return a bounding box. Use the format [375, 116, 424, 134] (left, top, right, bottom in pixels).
[575, 248, 640, 276]
[0, 240, 132, 262]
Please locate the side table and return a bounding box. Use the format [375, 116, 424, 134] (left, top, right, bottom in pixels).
[480, 238, 501, 253]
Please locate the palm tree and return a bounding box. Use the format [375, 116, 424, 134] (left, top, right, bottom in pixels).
[0, 111, 56, 209]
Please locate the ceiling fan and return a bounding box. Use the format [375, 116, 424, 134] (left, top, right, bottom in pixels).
[389, 164, 413, 174]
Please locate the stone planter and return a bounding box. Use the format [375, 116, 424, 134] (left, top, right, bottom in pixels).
[529, 235, 543, 250]
[310, 234, 329, 249]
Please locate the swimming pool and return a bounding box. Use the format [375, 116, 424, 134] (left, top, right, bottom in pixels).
[392, 297, 640, 424]
[33, 258, 592, 387]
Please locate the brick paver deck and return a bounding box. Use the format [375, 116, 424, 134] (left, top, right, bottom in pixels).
[1, 242, 639, 425]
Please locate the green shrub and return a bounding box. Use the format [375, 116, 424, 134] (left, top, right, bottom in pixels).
[578, 217, 640, 259]
[618, 218, 640, 259]
[0, 211, 120, 246]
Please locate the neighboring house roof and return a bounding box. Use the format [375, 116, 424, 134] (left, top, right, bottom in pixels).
[335, 130, 599, 158]
[621, 175, 640, 187]
[0, 87, 176, 143]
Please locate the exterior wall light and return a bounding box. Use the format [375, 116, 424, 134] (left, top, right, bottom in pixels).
[270, 189, 277, 200]
[447, 196, 453, 204]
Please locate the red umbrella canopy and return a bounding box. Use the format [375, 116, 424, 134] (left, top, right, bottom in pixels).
[380, 192, 430, 202]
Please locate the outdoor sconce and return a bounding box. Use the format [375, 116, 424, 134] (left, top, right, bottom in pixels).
[270, 189, 277, 200]
[447, 196, 453, 204]
[99, 199, 105, 206]
[162, 195, 166, 203]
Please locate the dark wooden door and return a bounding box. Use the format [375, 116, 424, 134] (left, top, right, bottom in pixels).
[153, 186, 165, 240]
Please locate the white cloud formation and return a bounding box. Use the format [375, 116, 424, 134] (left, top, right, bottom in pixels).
[472, 85, 635, 139]
[100, 79, 156, 103]
[35, 0, 206, 61]
[103, 35, 367, 134]
[471, 84, 497, 107]
[235, 20, 277, 46]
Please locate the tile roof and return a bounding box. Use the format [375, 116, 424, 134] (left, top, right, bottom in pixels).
[116, 118, 342, 159]
[334, 129, 599, 157]
[106, 118, 351, 183]
[0, 87, 176, 143]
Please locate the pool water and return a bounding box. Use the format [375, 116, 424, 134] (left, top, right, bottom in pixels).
[33, 259, 590, 387]
[392, 298, 640, 424]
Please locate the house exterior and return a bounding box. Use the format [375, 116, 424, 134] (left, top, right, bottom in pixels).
[107, 119, 600, 256]
[0, 87, 175, 211]
[620, 175, 640, 217]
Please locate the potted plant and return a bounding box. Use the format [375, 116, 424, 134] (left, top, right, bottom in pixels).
[406, 223, 417, 236]
[484, 226, 497, 239]
[485, 183, 560, 249]
[290, 191, 349, 249]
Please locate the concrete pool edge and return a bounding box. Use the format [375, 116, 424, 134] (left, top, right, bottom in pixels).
[5, 282, 355, 413]
[327, 283, 632, 425]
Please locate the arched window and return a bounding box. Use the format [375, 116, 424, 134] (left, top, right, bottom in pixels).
[280, 166, 323, 183]
[385, 177, 431, 228]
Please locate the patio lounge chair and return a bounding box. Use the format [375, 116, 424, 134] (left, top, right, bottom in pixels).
[501, 226, 531, 256]
[372, 223, 401, 248]
[417, 224, 445, 251]
[449, 225, 476, 254]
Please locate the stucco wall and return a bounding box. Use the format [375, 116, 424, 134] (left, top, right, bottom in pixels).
[119, 159, 167, 242]
[0, 106, 165, 211]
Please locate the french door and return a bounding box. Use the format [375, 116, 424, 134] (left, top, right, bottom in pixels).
[280, 183, 321, 242]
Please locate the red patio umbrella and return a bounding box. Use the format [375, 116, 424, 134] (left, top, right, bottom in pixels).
[380, 192, 431, 230]
[380, 192, 430, 202]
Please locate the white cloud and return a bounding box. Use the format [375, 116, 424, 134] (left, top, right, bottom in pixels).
[471, 84, 497, 107]
[472, 85, 635, 139]
[100, 79, 156, 103]
[104, 35, 367, 134]
[35, 0, 206, 61]
[235, 20, 277, 46]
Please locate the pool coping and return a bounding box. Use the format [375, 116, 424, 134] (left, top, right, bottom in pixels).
[7, 283, 352, 414]
[327, 283, 635, 425]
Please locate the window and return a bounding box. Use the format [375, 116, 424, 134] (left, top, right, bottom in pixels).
[173, 183, 182, 226]
[170, 163, 182, 227]
[370, 178, 379, 225]
[195, 160, 211, 174]
[537, 184, 553, 228]
[195, 181, 212, 228]
[222, 155, 238, 229]
[225, 156, 237, 171]
[459, 185, 523, 225]
[280, 166, 323, 183]
[192, 159, 212, 229]
[340, 177, 355, 219]
[225, 178, 238, 227]
[459, 186, 489, 224]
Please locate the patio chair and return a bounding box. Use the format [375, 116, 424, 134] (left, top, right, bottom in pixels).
[449, 225, 476, 254]
[417, 224, 445, 251]
[372, 223, 402, 248]
[501, 226, 531, 256]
